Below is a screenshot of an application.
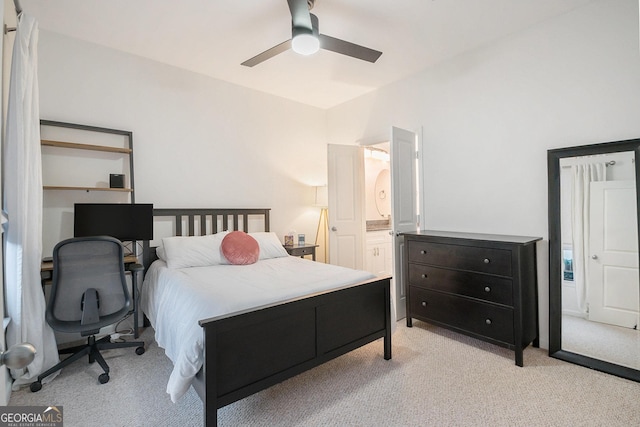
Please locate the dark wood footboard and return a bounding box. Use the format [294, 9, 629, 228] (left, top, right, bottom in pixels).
[198, 275, 392, 426]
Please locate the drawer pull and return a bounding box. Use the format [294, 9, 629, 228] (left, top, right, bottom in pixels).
[483, 258, 490, 264]
[420, 250, 427, 255]
[485, 318, 492, 325]
[484, 286, 491, 292]
[421, 301, 427, 307]
[421, 274, 428, 279]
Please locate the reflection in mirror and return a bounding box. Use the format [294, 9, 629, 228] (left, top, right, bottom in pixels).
[560, 152, 639, 369]
[374, 169, 391, 218]
[549, 139, 640, 382]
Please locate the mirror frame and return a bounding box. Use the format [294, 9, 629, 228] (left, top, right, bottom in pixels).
[548, 137, 640, 382]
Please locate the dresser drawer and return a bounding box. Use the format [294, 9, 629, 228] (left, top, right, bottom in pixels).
[409, 287, 514, 344]
[408, 264, 513, 306]
[408, 241, 511, 276]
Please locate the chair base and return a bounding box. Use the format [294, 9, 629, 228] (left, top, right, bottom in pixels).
[30, 335, 145, 392]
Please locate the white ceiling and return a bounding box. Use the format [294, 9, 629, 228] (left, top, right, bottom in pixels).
[20, 0, 596, 109]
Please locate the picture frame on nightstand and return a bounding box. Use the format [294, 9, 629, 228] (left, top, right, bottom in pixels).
[284, 234, 294, 246]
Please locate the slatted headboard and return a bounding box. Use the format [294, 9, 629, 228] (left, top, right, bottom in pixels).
[142, 208, 271, 271]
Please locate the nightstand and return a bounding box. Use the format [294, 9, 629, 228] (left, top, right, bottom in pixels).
[284, 244, 319, 261]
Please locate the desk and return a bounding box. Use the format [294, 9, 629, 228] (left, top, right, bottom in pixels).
[40, 255, 142, 338]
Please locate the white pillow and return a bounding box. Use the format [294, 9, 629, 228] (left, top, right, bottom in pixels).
[162, 231, 229, 269]
[250, 232, 290, 260]
[156, 245, 167, 262]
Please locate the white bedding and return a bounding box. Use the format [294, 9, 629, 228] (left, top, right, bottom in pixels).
[140, 256, 376, 402]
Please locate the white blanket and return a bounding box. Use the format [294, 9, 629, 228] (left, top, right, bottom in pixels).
[141, 256, 376, 402]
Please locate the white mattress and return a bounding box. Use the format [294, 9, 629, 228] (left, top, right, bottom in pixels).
[140, 256, 376, 402]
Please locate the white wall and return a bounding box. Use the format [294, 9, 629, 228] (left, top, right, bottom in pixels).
[327, 0, 640, 348]
[37, 31, 328, 242]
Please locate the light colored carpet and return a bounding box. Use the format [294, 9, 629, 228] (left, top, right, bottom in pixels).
[563, 314, 640, 370]
[9, 322, 640, 426]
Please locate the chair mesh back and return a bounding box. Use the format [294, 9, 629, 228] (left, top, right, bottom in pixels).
[49, 237, 131, 331]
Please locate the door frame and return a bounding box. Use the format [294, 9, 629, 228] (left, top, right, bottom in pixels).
[328, 126, 423, 321]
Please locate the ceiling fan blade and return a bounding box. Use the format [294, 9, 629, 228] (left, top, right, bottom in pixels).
[287, 0, 313, 31]
[241, 40, 292, 67]
[319, 34, 382, 63]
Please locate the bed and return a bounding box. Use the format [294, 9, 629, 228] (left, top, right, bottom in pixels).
[140, 208, 392, 426]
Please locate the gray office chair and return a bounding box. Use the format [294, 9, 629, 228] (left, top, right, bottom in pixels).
[30, 236, 145, 392]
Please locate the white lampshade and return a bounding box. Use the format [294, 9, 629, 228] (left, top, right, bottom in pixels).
[314, 185, 328, 208]
[292, 34, 320, 56]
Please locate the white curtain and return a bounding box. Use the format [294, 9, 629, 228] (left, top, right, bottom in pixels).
[4, 13, 59, 388]
[571, 163, 607, 314]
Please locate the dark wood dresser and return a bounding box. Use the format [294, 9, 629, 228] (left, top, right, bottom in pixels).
[404, 231, 542, 366]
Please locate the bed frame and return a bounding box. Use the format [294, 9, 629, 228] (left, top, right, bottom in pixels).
[142, 208, 392, 426]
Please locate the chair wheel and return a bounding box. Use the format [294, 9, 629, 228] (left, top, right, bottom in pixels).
[135, 346, 145, 355]
[98, 373, 109, 384]
[30, 381, 42, 392]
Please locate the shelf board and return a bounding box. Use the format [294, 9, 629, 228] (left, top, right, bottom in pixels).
[41, 139, 132, 154]
[43, 186, 133, 192]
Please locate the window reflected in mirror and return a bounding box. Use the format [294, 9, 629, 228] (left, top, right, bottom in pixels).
[562, 247, 574, 281]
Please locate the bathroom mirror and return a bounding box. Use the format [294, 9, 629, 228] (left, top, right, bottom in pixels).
[374, 169, 391, 218]
[548, 138, 640, 382]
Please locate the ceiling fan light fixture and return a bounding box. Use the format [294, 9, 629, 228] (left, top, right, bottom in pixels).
[292, 33, 320, 55]
[241, 2, 382, 67]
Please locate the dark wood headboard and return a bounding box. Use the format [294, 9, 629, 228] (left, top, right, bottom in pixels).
[142, 208, 271, 271]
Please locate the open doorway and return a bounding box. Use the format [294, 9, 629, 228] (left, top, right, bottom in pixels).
[363, 143, 392, 279]
[327, 127, 421, 321]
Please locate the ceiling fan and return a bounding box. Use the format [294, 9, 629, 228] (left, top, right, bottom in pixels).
[241, 0, 382, 67]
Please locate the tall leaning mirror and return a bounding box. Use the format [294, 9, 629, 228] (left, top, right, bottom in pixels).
[548, 138, 640, 382]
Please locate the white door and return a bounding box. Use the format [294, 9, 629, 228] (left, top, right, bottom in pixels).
[327, 144, 365, 269]
[391, 127, 418, 320]
[588, 180, 639, 328]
